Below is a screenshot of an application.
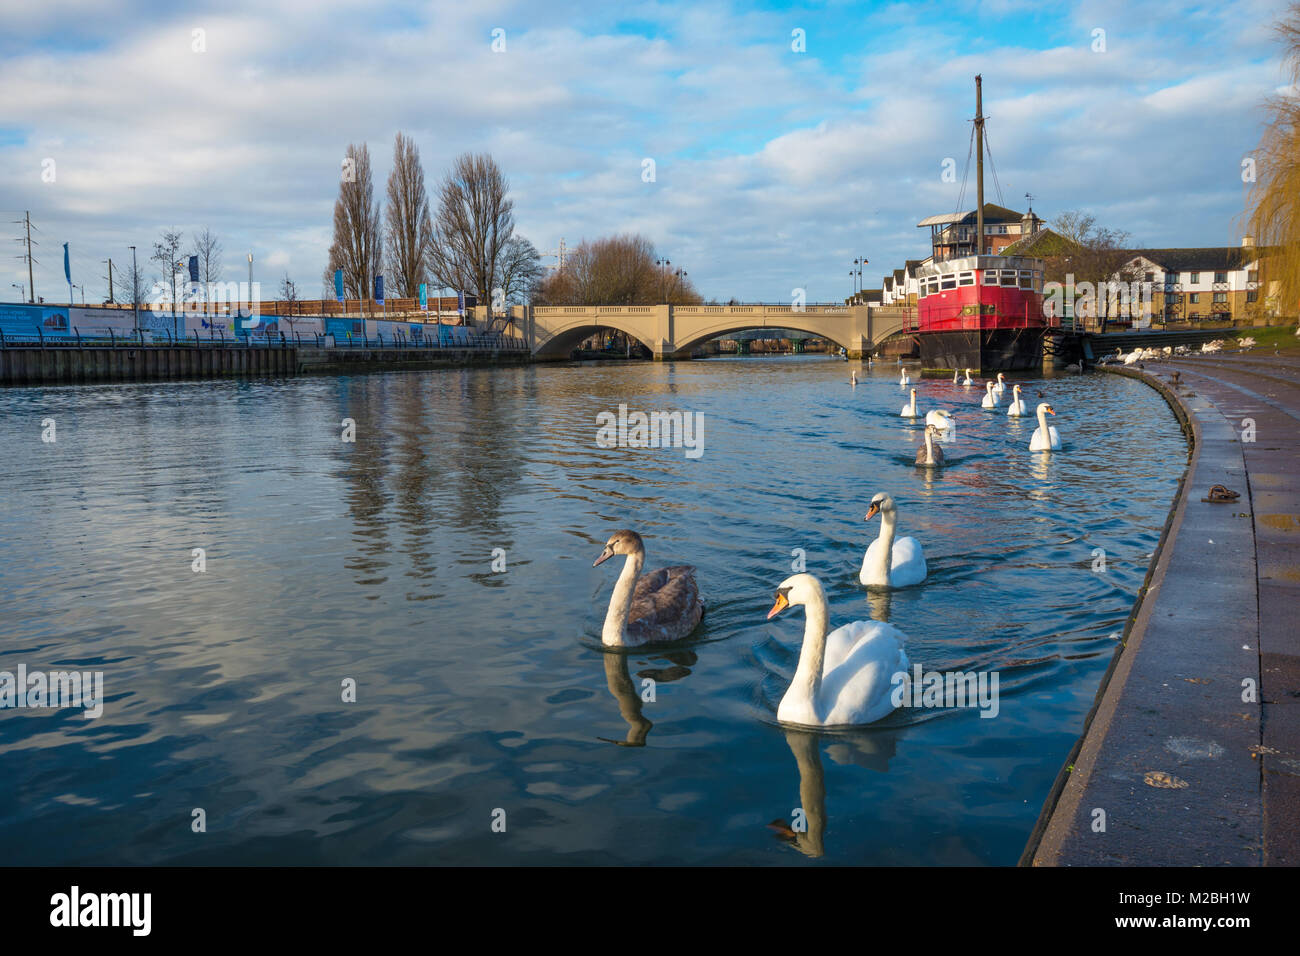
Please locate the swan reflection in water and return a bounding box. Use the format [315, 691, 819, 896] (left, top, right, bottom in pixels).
[597, 648, 698, 747]
[768, 726, 900, 859]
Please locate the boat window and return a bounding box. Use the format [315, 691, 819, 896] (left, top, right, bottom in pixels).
[958, 272, 975, 286]
[1018, 271, 1033, 289]
[982, 270, 998, 285]
[999, 272, 1017, 286]
[940, 275, 957, 290]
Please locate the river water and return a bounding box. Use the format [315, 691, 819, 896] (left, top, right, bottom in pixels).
[0, 357, 1186, 864]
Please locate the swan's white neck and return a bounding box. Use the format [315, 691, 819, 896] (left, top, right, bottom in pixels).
[923, 429, 934, 460]
[867, 509, 896, 582]
[602, 549, 645, 645]
[791, 588, 830, 713]
[1037, 405, 1050, 431]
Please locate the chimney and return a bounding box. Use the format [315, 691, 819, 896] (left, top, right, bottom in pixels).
[1241, 235, 1255, 247]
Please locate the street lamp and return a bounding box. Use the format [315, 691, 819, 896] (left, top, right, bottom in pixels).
[11, 282, 24, 302]
[128, 245, 139, 331]
[655, 257, 671, 302]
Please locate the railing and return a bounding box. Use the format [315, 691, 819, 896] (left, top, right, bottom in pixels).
[0, 327, 528, 352]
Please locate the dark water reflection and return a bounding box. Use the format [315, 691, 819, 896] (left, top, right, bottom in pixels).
[0, 358, 1185, 864]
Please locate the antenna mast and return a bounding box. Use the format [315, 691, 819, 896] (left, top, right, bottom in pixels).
[975, 76, 984, 257]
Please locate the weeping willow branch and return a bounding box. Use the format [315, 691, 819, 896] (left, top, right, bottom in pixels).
[1245, 3, 1300, 318]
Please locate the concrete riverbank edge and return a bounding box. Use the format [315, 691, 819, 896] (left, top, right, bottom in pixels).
[1022, 365, 1263, 866]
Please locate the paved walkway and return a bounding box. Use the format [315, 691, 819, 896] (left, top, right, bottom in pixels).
[1029, 352, 1299, 866]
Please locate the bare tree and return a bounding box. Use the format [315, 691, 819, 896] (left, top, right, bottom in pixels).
[115, 256, 150, 316]
[384, 132, 434, 299]
[534, 234, 702, 306]
[428, 153, 515, 314]
[279, 274, 302, 331]
[1245, 1, 1300, 318]
[191, 226, 223, 312]
[496, 235, 544, 305]
[151, 228, 184, 329]
[328, 142, 383, 312]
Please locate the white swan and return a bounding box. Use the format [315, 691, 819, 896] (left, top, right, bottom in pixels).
[768, 573, 909, 727]
[1005, 384, 1027, 417]
[980, 381, 1000, 408]
[993, 372, 1006, 394]
[860, 492, 927, 588]
[915, 423, 945, 467]
[952, 368, 959, 384]
[962, 368, 974, 385]
[1029, 402, 1061, 451]
[594, 530, 704, 646]
[899, 370, 910, 386]
[900, 387, 920, 417]
[925, 408, 953, 430]
[850, 370, 857, 387]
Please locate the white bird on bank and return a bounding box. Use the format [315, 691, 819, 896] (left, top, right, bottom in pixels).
[1006, 384, 1027, 417]
[1029, 402, 1061, 452]
[981, 381, 1000, 409]
[767, 573, 909, 727]
[925, 408, 954, 430]
[860, 492, 927, 588]
[962, 368, 975, 386]
[900, 388, 920, 417]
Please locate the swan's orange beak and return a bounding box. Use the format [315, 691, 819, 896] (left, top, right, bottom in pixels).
[1047, 408, 1056, 415]
[865, 503, 880, 521]
[767, 593, 789, 620]
[593, 546, 613, 567]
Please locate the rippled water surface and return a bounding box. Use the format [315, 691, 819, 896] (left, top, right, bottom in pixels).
[0, 357, 1186, 864]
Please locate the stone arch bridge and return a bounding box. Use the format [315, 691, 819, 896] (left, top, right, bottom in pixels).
[493, 303, 908, 360]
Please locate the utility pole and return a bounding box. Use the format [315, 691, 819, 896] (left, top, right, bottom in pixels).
[13, 211, 38, 302]
[104, 258, 115, 304]
[129, 245, 139, 331]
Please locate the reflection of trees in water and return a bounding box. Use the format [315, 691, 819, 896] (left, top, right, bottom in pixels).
[391, 378, 441, 595]
[445, 371, 527, 543]
[336, 378, 393, 595]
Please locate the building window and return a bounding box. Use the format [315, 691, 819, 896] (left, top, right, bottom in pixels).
[1190, 272, 1199, 283]
[1247, 290, 1258, 303]
[1145, 272, 1154, 282]
[1189, 293, 1200, 303]
[1018, 271, 1033, 289]
[1214, 271, 1227, 283]
[1213, 292, 1227, 303]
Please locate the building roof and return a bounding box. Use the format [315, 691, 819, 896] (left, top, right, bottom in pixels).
[1126, 247, 1256, 272]
[917, 203, 1024, 228]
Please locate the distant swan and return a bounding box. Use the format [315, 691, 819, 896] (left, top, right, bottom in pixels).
[1029, 402, 1061, 451]
[594, 530, 704, 646]
[768, 573, 909, 726]
[952, 368, 959, 384]
[1006, 384, 1027, 417]
[900, 387, 920, 417]
[993, 372, 1006, 394]
[962, 368, 974, 386]
[850, 370, 857, 387]
[925, 408, 953, 430]
[899, 370, 910, 386]
[915, 423, 945, 467]
[981, 381, 1000, 408]
[860, 492, 927, 588]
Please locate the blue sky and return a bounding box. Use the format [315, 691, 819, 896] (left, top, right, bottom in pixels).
[0, 0, 1292, 303]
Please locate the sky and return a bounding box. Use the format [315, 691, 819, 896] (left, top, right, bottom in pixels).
[0, 0, 1293, 304]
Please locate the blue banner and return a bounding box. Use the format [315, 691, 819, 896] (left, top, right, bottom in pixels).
[188, 256, 199, 282]
[374, 274, 384, 304]
[63, 243, 70, 284]
[418, 283, 427, 311]
[457, 290, 465, 316]
[334, 269, 344, 303]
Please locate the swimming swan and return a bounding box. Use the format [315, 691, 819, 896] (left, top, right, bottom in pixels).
[900, 388, 920, 417]
[1006, 384, 1027, 417]
[899, 370, 910, 386]
[594, 530, 704, 646]
[993, 372, 1006, 394]
[915, 424, 945, 467]
[981, 381, 1000, 408]
[768, 573, 909, 726]
[1029, 402, 1061, 451]
[860, 492, 927, 588]
[962, 368, 974, 386]
[925, 408, 953, 430]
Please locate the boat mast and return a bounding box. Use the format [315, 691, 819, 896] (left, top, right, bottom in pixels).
[974, 75, 984, 257]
